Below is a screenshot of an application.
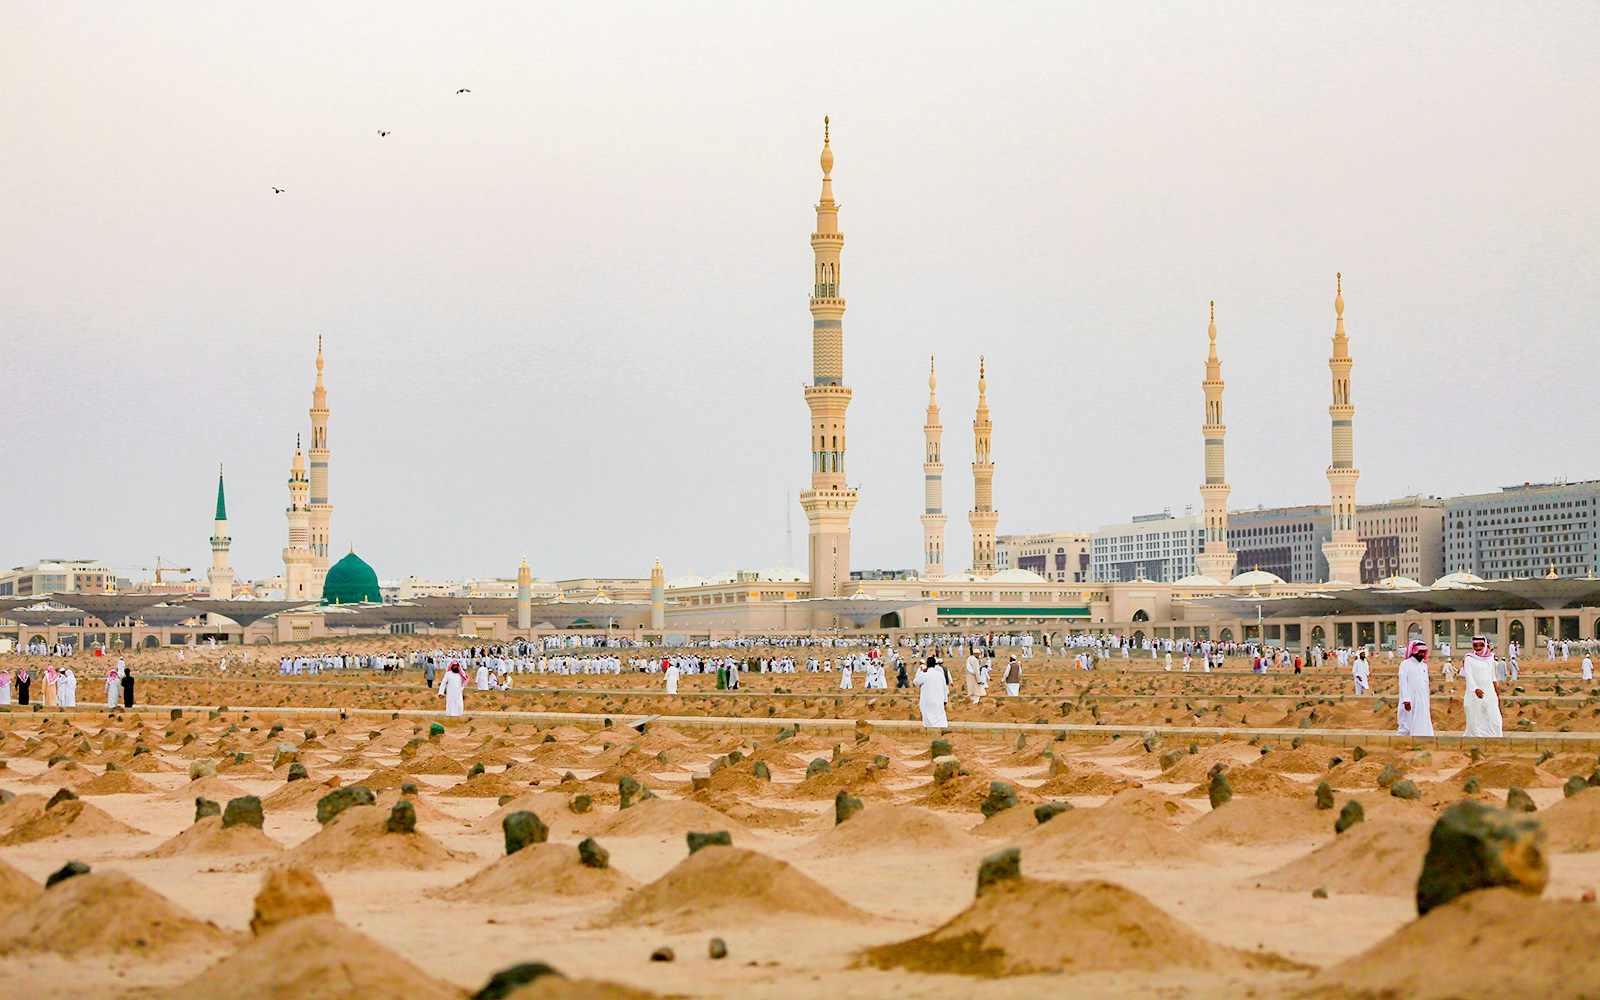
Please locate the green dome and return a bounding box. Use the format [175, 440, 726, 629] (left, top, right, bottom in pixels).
[321, 550, 381, 605]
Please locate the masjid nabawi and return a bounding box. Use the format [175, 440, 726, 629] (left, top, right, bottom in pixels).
[14, 119, 1600, 653]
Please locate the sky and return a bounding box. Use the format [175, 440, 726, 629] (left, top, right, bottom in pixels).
[3, 2, 1597, 585]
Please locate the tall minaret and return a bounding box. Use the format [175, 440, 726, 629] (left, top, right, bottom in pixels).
[207, 465, 234, 599]
[1321, 273, 1365, 583]
[1195, 302, 1237, 582]
[283, 436, 315, 600]
[516, 556, 532, 630]
[650, 558, 665, 629]
[921, 357, 947, 579]
[969, 357, 998, 575]
[308, 337, 332, 598]
[799, 116, 858, 601]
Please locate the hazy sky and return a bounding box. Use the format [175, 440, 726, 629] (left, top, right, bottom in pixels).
[4, 3, 1597, 585]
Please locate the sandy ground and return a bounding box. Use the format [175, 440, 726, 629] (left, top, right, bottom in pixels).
[2, 642, 1599, 999]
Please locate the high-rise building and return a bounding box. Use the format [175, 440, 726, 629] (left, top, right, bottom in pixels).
[969, 358, 998, 575]
[207, 466, 234, 598]
[798, 117, 858, 602]
[920, 357, 947, 579]
[1444, 482, 1600, 580]
[996, 532, 1092, 583]
[1091, 512, 1206, 583]
[1357, 496, 1446, 583]
[1227, 505, 1333, 582]
[1195, 302, 1237, 581]
[1321, 274, 1366, 583]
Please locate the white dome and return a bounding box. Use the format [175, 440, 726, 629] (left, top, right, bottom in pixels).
[757, 564, 807, 583]
[1376, 575, 1424, 590]
[665, 573, 708, 590]
[988, 568, 1047, 583]
[1434, 569, 1487, 588]
[1172, 574, 1224, 588]
[1229, 569, 1286, 587]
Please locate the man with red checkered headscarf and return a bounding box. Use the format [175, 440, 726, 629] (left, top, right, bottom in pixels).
[1397, 639, 1434, 736]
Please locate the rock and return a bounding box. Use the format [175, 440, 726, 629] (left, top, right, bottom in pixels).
[250, 866, 333, 935]
[656, 751, 670, 765]
[752, 761, 772, 782]
[980, 781, 1019, 819]
[503, 811, 548, 855]
[618, 775, 645, 809]
[931, 738, 953, 758]
[429, 722, 445, 737]
[1590, 767, 1600, 788]
[316, 784, 376, 825]
[286, 761, 309, 783]
[709, 937, 728, 960]
[1377, 763, 1403, 789]
[46, 788, 78, 810]
[1158, 750, 1185, 771]
[1352, 746, 1368, 762]
[1315, 781, 1335, 810]
[1142, 730, 1160, 753]
[222, 795, 265, 830]
[834, 790, 864, 825]
[568, 792, 593, 814]
[577, 838, 610, 869]
[472, 962, 564, 1000]
[650, 946, 675, 962]
[1034, 802, 1072, 825]
[686, 830, 731, 854]
[806, 758, 831, 778]
[933, 756, 961, 786]
[1565, 775, 1589, 798]
[1469, 747, 1484, 763]
[195, 797, 221, 821]
[691, 771, 711, 792]
[303, 727, 316, 740]
[1390, 779, 1421, 800]
[1013, 732, 1026, 752]
[1506, 786, 1537, 813]
[1336, 800, 1365, 834]
[1208, 771, 1233, 810]
[1311, 887, 1328, 899]
[45, 860, 90, 889]
[272, 745, 298, 769]
[831, 743, 844, 763]
[386, 799, 417, 834]
[401, 781, 417, 796]
[189, 760, 217, 780]
[976, 846, 1022, 897]
[1464, 776, 1482, 794]
[774, 728, 796, 743]
[1416, 800, 1548, 915]
[873, 754, 890, 770]
[467, 762, 486, 779]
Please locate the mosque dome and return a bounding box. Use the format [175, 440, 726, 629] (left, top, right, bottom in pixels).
[1433, 569, 1487, 588]
[1228, 569, 1286, 587]
[1376, 575, 1424, 590]
[320, 551, 381, 605]
[1172, 574, 1224, 588]
[988, 568, 1048, 583]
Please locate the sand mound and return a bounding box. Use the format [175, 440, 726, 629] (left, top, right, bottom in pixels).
[1030, 759, 1141, 796]
[0, 798, 144, 844]
[1450, 759, 1564, 789]
[971, 803, 1054, 840]
[1251, 747, 1333, 775]
[495, 976, 659, 1000]
[141, 816, 283, 858]
[801, 804, 979, 856]
[1302, 887, 1600, 999]
[1541, 786, 1600, 852]
[168, 914, 461, 1000]
[0, 858, 41, 912]
[433, 843, 639, 903]
[353, 767, 422, 791]
[74, 769, 160, 795]
[472, 792, 595, 839]
[163, 775, 249, 802]
[785, 758, 896, 800]
[0, 870, 231, 956]
[1182, 767, 1307, 799]
[262, 777, 343, 812]
[440, 770, 532, 798]
[1155, 743, 1255, 783]
[1100, 788, 1199, 827]
[1018, 806, 1213, 866]
[275, 804, 472, 872]
[588, 797, 749, 839]
[912, 773, 1038, 813]
[1184, 798, 1335, 848]
[598, 845, 867, 930]
[1259, 820, 1430, 896]
[862, 876, 1282, 976]
[0, 793, 50, 834]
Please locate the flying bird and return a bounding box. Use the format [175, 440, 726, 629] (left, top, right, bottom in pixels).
[377, 130, 390, 137]
[455, 88, 471, 94]
[271, 187, 285, 194]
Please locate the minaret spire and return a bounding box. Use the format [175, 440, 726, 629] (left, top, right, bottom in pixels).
[208, 464, 234, 598]
[1195, 301, 1237, 582]
[799, 116, 859, 610]
[307, 338, 332, 599]
[283, 436, 314, 600]
[969, 357, 999, 575]
[921, 356, 947, 579]
[1321, 273, 1365, 583]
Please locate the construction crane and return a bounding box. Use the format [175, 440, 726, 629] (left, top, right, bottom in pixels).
[109, 556, 194, 590]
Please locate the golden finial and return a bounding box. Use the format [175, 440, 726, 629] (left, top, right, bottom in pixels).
[824, 116, 829, 145]
[1208, 300, 1216, 341]
[1335, 273, 1344, 319]
[316, 335, 324, 372]
[928, 356, 937, 392]
[977, 356, 987, 397]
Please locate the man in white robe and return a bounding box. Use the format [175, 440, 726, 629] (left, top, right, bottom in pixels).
[1583, 654, 1594, 681]
[1352, 652, 1371, 694]
[1002, 655, 1021, 697]
[438, 664, 466, 716]
[914, 655, 949, 728]
[475, 663, 491, 690]
[1397, 640, 1434, 736]
[839, 660, 853, 689]
[964, 649, 982, 703]
[664, 660, 680, 694]
[1461, 635, 1503, 737]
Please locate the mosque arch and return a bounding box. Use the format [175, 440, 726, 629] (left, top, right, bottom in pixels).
[1131, 609, 1150, 623]
[1310, 625, 1326, 646]
[1132, 629, 1146, 644]
[28, 634, 46, 646]
[1509, 619, 1526, 646]
[255, 636, 272, 645]
[1219, 628, 1234, 643]
[880, 613, 902, 629]
[1407, 623, 1424, 642]
[141, 635, 160, 648]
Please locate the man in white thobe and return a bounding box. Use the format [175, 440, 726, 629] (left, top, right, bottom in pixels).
[1397, 640, 1434, 736]
[1583, 655, 1594, 681]
[1002, 656, 1021, 697]
[475, 663, 491, 690]
[1461, 635, 1503, 738]
[438, 664, 466, 716]
[914, 656, 949, 728]
[664, 660, 680, 694]
[1352, 652, 1371, 694]
[964, 649, 982, 704]
[839, 660, 853, 689]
